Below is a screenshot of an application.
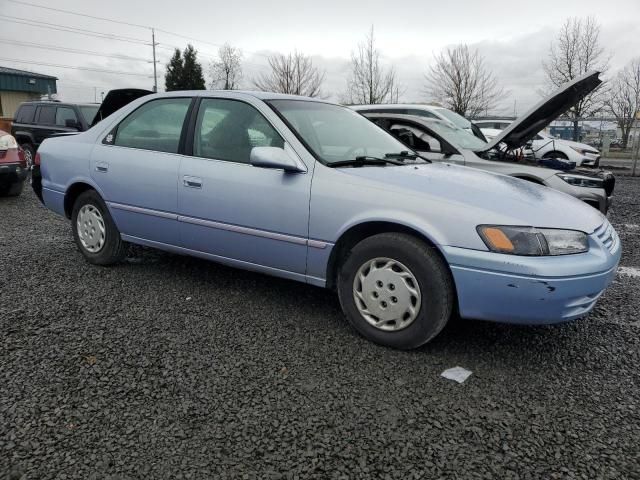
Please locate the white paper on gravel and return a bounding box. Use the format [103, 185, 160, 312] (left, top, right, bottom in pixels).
[441, 366, 472, 383]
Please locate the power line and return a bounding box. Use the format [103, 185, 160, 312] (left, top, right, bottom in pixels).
[0, 38, 151, 62]
[0, 15, 150, 44]
[0, 57, 153, 77]
[6, 0, 151, 30]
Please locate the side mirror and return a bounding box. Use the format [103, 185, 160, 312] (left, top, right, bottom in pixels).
[250, 147, 304, 172]
[441, 143, 458, 156]
[65, 119, 80, 130]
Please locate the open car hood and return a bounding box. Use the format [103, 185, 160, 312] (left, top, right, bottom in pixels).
[90, 88, 153, 127]
[477, 71, 602, 152]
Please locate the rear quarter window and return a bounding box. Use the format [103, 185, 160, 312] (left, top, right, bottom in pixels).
[15, 105, 36, 123]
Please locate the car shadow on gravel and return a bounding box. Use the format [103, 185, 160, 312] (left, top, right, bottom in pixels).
[118, 244, 587, 366]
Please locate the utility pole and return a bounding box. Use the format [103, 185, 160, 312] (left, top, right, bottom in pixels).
[152, 28, 158, 93]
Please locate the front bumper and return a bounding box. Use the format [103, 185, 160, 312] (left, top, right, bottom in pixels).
[442, 226, 621, 325]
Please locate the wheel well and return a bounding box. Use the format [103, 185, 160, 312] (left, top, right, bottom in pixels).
[15, 135, 34, 147]
[325, 221, 444, 290]
[513, 175, 544, 185]
[542, 150, 568, 159]
[64, 182, 95, 218]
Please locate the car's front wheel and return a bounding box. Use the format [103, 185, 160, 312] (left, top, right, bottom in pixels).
[337, 233, 454, 349]
[71, 190, 127, 265]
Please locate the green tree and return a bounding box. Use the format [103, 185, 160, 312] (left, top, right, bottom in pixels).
[165, 48, 183, 92]
[182, 44, 206, 90]
[164, 44, 205, 91]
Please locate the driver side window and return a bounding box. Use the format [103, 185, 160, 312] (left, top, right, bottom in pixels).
[389, 124, 442, 153]
[194, 99, 284, 164]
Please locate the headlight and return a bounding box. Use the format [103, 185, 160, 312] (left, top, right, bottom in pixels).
[477, 225, 588, 256]
[570, 146, 598, 156]
[0, 134, 18, 150]
[557, 173, 603, 188]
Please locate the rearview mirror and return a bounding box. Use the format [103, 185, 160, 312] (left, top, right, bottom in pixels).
[250, 147, 304, 172]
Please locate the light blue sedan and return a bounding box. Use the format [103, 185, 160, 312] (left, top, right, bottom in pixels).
[35, 83, 620, 349]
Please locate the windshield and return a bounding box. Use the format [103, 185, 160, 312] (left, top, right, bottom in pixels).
[79, 105, 99, 124]
[432, 108, 473, 130]
[426, 120, 489, 151]
[269, 100, 414, 164]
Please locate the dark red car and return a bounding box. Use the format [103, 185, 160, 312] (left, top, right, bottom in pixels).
[0, 130, 27, 197]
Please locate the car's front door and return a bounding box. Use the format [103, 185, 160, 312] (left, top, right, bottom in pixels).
[91, 97, 193, 246]
[178, 97, 312, 275]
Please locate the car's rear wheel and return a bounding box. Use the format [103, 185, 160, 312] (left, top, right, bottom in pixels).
[71, 190, 127, 265]
[21, 143, 36, 169]
[337, 232, 454, 349]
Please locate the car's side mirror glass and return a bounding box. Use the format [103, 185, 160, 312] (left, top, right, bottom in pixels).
[250, 146, 304, 172]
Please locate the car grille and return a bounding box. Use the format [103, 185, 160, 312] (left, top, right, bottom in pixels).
[593, 220, 619, 253]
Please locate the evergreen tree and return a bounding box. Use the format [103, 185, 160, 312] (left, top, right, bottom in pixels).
[165, 48, 183, 92]
[181, 44, 206, 90]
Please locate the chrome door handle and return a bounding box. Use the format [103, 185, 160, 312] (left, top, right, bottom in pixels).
[95, 162, 109, 172]
[183, 176, 202, 189]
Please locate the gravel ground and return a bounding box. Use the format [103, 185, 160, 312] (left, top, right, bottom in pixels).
[2, 180, 640, 479]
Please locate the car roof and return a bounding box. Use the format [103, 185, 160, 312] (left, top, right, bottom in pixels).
[135, 90, 331, 103]
[20, 101, 100, 107]
[351, 104, 444, 111]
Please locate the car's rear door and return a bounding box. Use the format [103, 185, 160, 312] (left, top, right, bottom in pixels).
[178, 97, 312, 275]
[91, 97, 193, 246]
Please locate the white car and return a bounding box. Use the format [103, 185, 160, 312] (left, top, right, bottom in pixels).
[351, 104, 487, 141]
[475, 119, 601, 167]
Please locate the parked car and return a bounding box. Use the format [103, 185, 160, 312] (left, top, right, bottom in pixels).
[365, 115, 613, 213]
[11, 100, 101, 168]
[475, 119, 601, 167]
[34, 72, 620, 350]
[351, 104, 487, 141]
[0, 130, 27, 197]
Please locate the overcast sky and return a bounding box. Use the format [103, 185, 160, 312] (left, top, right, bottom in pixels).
[1, 0, 639, 114]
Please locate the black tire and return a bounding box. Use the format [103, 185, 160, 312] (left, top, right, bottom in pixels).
[21, 143, 36, 169]
[6, 180, 24, 197]
[0, 180, 24, 197]
[337, 233, 454, 350]
[542, 150, 568, 160]
[71, 190, 127, 265]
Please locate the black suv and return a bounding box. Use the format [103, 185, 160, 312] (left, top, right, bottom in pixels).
[11, 101, 100, 167]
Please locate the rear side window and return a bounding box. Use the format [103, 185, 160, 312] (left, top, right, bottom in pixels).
[55, 107, 78, 126]
[15, 105, 36, 123]
[38, 106, 56, 125]
[114, 98, 191, 153]
[193, 98, 284, 164]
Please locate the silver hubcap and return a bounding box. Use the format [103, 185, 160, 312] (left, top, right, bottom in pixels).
[23, 148, 33, 168]
[353, 257, 421, 331]
[77, 204, 106, 253]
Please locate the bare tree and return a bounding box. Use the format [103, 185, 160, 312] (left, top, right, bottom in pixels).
[605, 58, 640, 149]
[425, 44, 503, 118]
[210, 43, 243, 90]
[345, 26, 402, 104]
[543, 16, 609, 140]
[253, 51, 324, 97]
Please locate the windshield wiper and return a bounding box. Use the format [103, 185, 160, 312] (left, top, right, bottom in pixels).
[384, 151, 430, 163]
[327, 156, 405, 168]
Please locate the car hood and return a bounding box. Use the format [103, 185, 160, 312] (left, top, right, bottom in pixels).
[339, 162, 604, 233]
[479, 71, 602, 152]
[90, 88, 153, 127]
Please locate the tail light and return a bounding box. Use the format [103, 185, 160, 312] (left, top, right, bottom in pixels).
[35, 152, 41, 166]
